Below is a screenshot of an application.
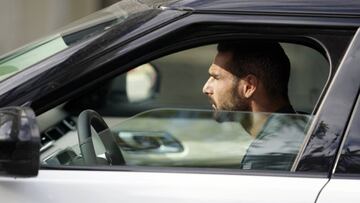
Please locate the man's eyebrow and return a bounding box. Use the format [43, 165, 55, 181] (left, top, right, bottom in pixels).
[208, 68, 216, 75]
[208, 66, 220, 77]
[209, 72, 220, 78]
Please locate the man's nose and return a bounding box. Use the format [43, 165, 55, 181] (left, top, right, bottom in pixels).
[202, 78, 212, 95]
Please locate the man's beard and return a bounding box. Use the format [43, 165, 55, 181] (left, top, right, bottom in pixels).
[212, 88, 250, 122]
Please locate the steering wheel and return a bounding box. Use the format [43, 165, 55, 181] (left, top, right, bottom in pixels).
[77, 109, 125, 165]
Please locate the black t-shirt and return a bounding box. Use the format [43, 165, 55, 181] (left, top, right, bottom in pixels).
[240, 106, 310, 171]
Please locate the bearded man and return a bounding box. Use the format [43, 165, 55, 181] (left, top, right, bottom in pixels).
[202, 41, 306, 170]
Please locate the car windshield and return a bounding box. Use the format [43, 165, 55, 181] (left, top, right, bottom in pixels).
[0, 0, 151, 82]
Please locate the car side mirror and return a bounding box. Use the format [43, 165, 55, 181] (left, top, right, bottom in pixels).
[0, 107, 40, 177]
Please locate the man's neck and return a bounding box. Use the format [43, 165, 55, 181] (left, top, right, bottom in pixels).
[241, 98, 293, 138]
[240, 113, 269, 138]
[252, 98, 291, 113]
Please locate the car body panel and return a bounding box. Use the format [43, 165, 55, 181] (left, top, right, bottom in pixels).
[317, 178, 360, 203]
[0, 170, 328, 203]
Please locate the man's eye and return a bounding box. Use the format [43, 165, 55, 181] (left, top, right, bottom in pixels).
[209, 74, 219, 80]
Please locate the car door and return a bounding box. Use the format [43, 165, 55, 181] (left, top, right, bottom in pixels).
[0, 7, 358, 203]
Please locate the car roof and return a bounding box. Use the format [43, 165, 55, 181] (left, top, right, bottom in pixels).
[163, 0, 360, 17]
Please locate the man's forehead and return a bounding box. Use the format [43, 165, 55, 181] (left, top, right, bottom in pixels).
[210, 52, 234, 73]
[215, 51, 233, 63]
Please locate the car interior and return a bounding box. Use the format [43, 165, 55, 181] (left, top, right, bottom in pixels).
[37, 40, 330, 170]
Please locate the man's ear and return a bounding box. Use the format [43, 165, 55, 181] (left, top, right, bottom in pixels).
[240, 74, 258, 98]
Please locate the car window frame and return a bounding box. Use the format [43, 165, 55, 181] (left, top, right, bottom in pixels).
[296, 28, 360, 175]
[332, 92, 360, 177]
[34, 12, 357, 177]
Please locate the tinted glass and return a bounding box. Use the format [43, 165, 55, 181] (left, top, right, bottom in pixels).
[336, 94, 360, 174]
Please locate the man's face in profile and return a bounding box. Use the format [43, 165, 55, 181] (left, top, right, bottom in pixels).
[202, 52, 250, 113]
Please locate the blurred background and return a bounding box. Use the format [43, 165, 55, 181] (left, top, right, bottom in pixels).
[0, 0, 119, 56]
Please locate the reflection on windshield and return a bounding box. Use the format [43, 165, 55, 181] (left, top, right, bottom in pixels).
[0, 35, 68, 81]
[0, 0, 151, 82]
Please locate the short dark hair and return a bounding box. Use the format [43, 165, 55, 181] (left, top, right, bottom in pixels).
[217, 40, 291, 99]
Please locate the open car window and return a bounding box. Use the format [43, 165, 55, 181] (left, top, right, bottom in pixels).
[39, 41, 330, 173]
